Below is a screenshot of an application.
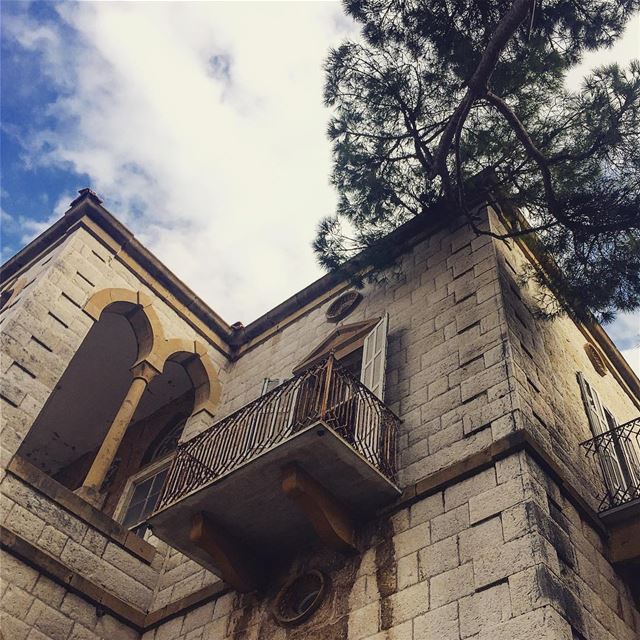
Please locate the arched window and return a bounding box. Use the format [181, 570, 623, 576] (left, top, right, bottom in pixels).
[115, 391, 192, 535]
[142, 416, 187, 466]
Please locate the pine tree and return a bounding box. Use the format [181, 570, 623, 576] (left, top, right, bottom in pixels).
[315, 0, 640, 320]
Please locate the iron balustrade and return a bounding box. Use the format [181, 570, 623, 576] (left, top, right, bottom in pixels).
[156, 356, 399, 511]
[581, 417, 640, 511]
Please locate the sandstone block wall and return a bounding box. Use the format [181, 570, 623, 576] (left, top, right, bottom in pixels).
[1, 224, 227, 607]
[157, 211, 526, 606]
[2, 207, 638, 639]
[214, 212, 516, 487]
[142, 449, 640, 639]
[149, 543, 221, 611]
[0, 548, 139, 640]
[1, 225, 229, 468]
[0, 470, 163, 610]
[490, 208, 639, 512]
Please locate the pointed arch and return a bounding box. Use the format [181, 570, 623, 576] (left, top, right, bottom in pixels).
[83, 288, 163, 364]
[153, 338, 221, 415]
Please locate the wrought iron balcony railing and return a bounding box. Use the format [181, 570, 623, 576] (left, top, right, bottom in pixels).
[156, 356, 399, 511]
[581, 417, 640, 511]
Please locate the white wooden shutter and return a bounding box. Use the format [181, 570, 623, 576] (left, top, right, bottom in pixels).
[361, 314, 388, 400]
[577, 372, 607, 435]
[603, 407, 618, 431]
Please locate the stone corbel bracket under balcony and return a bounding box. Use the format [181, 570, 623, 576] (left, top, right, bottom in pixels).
[147, 358, 401, 592]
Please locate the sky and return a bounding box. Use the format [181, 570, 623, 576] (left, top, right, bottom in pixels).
[1, 1, 638, 373]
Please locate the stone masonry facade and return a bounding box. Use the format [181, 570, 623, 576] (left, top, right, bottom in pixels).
[0, 193, 638, 639]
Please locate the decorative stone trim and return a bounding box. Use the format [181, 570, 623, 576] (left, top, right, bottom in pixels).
[386, 428, 607, 538]
[272, 570, 327, 626]
[325, 290, 362, 322]
[584, 342, 608, 377]
[7, 456, 156, 564]
[0, 526, 147, 631]
[1, 525, 231, 633]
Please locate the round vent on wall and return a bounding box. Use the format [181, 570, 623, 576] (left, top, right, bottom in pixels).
[272, 570, 327, 627]
[326, 291, 362, 322]
[584, 343, 607, 377]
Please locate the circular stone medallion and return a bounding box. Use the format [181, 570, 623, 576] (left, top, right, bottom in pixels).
[272, 570, 327, 627]
[326, 291, 362, 322]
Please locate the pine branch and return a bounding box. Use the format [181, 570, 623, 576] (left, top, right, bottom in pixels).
[430, 0, 533, 180]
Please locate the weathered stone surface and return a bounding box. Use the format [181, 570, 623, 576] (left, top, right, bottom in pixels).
[431, 504, 470, 542]
[468, 478, 525, 525]
[414, 602, 460, 639]
[385, 579, 430, 625]
[1, 206, 638, 640]
[348, 601, 380, 640]
[458, 516, 503, 563]
[25, 599, 75, 640]
[418, 535, 459, 581]
[430, 562, 474, 609]
[393, 522, 430, 558]
[459, 581, 512, 637]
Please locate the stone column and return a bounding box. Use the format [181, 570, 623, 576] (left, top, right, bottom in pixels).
[77, 360, 159, 506]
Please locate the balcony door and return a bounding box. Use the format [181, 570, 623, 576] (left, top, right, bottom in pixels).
[291, 316, 389, 466]
[293, 316, 388, 396]
[578, 372, 633, 504]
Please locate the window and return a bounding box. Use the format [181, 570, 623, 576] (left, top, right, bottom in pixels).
[142, 417, 186, 466]
[262, 378, 283, 395]
[577, 372, 614, 436]
[360, 314, 388, 400]
[293, 315, 389, 400]
[577, 371, 631, 499]
[338, 347, 364, 379]
[118, 461, 170, 535]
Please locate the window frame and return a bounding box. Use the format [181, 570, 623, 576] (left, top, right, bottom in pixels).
[113, 454, 174, 530]
[577, 371, 610, 436]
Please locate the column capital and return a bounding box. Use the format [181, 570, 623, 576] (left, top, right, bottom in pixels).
[131, 360, 161, 383]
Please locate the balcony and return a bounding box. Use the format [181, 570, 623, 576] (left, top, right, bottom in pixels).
[147, 356, 400, 591]
[581, 418, 640, 512]
[581, 418, 640, 573]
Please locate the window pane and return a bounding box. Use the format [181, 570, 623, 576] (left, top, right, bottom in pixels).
[140, 497, 158, 521]
[130, 477, 153, 504]
[122, 501, 144, 528]
[375, 325, 384, 351]
[151, 468, 168, 493]
[123, 467, 168, 528]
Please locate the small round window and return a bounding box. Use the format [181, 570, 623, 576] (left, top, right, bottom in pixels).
[272, 570, 326, 626]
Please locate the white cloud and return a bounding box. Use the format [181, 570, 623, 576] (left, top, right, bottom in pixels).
[607, 310, 640, 377]
[1, 193, 71, 248]
[621, 346, 640, 376]
[607, 311, 640, 350]
[3, 2, 639, 353]
[4, 2, 358, 322]
[565, 12, 640, 90]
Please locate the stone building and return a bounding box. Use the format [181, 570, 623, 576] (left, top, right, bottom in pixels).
[0, 188, 638, 640]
